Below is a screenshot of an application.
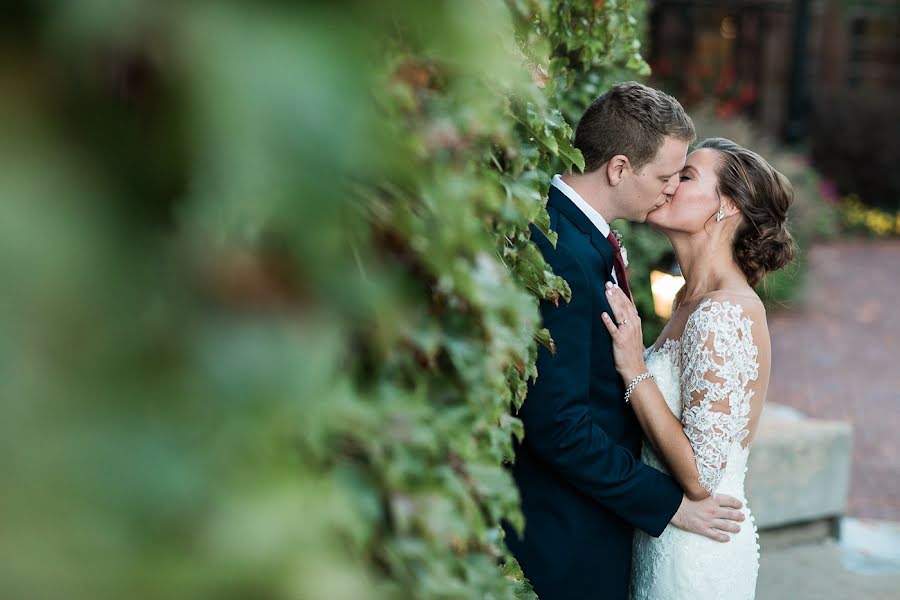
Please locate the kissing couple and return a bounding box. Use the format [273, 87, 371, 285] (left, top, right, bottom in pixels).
[504, 82, 795, 600]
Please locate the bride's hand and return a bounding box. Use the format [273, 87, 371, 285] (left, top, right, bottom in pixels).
[600, 281, 648, 382]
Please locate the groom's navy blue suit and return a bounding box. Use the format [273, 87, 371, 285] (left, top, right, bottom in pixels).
[504, 186, 683, 600]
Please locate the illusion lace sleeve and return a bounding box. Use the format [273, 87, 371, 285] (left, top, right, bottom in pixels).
[680, 299, 760, 494]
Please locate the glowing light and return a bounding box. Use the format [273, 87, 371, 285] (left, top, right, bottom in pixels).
[650, 270, 686, 319]
[720, 16, 737, 40]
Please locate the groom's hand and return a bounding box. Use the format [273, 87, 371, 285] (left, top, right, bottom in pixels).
[670, 494, 745, 542]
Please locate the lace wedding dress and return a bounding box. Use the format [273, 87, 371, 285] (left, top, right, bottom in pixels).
[630, 299, 763, 600]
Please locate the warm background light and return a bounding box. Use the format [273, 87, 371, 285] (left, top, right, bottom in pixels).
[650, 269, 686, 320]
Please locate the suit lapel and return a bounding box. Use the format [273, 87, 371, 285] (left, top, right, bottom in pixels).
[547, 185, 615, 259]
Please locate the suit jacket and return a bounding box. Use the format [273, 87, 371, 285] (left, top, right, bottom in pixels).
[504, 185, 683, 600]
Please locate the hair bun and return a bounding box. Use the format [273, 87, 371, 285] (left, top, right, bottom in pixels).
[733, 221, 795, 286]
[697, 138, 796, 286]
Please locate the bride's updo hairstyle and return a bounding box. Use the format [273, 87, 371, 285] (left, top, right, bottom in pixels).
[698, 137, 796, 286]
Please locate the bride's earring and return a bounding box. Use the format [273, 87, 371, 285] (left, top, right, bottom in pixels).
[716, 207, 724, 222]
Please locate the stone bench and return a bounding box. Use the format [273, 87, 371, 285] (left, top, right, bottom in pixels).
[745, 403, 853, 545]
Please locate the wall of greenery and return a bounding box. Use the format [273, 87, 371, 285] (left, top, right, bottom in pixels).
[1, 1, 661, 599]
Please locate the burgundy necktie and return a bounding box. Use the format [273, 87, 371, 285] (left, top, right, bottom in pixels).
[605, 231, 632, 301]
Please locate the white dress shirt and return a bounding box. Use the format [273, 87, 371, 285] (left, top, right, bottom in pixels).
[551, 174, 618, 283]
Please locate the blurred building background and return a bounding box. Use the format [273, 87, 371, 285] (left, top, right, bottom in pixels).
[648, 0, 900, 210]
[645, 2, 900, 597]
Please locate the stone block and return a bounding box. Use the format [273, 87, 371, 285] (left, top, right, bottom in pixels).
[746, 403, 853, 531]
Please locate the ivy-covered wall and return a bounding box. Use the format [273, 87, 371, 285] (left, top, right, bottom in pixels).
[1, 2, 658, 599]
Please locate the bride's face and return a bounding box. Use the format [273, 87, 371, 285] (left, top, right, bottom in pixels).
[645, 148, 722, 233]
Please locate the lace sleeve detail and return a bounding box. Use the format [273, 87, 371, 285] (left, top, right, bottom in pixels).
[680, 299, 760, 494]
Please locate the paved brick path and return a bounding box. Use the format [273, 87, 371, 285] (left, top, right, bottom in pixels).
[758, 536, 900, 600]
[767, 241, 900, 521]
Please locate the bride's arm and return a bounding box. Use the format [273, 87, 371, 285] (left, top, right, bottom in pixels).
[602, 285, 767, 501]
[675, 296, 768, 496]
[619, 365, 711, 500]
[601, 285, 709, 499]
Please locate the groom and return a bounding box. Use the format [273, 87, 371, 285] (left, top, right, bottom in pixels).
[504, 82, 745, 600]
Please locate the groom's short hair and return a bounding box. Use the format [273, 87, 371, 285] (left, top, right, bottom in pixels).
[574, 81, 695, 173]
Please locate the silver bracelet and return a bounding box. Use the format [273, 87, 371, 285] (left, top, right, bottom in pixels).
[624, 371, 654, 403]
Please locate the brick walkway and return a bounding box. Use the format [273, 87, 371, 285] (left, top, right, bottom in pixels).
[758, 535, 900, 600]
[767, 241, 900, 521]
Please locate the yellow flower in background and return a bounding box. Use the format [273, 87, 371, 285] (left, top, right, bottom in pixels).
[844, 194, 864, 210]
[839, 194, 899, 237]
[866, 211, 892, 235]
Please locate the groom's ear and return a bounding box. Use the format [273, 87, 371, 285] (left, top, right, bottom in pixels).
[606, 155, 629, 186]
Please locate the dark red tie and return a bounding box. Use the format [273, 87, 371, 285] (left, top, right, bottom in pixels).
[605, 231, 632, 301]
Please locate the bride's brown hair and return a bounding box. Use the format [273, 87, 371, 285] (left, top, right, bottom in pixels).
[698, 137, 796, 286]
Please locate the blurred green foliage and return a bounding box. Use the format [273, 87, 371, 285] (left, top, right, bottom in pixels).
[0, 1, 655, 599]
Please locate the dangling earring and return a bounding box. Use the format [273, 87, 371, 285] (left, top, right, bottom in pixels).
[716, 207, 724, 222]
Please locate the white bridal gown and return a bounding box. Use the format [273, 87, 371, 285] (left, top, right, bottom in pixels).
[630, 299, 763, 600]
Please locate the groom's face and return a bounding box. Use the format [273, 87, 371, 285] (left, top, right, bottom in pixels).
[624, 136, 688, 222]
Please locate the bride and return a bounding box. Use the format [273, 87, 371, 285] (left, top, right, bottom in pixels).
[600, 138, 795, 599]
